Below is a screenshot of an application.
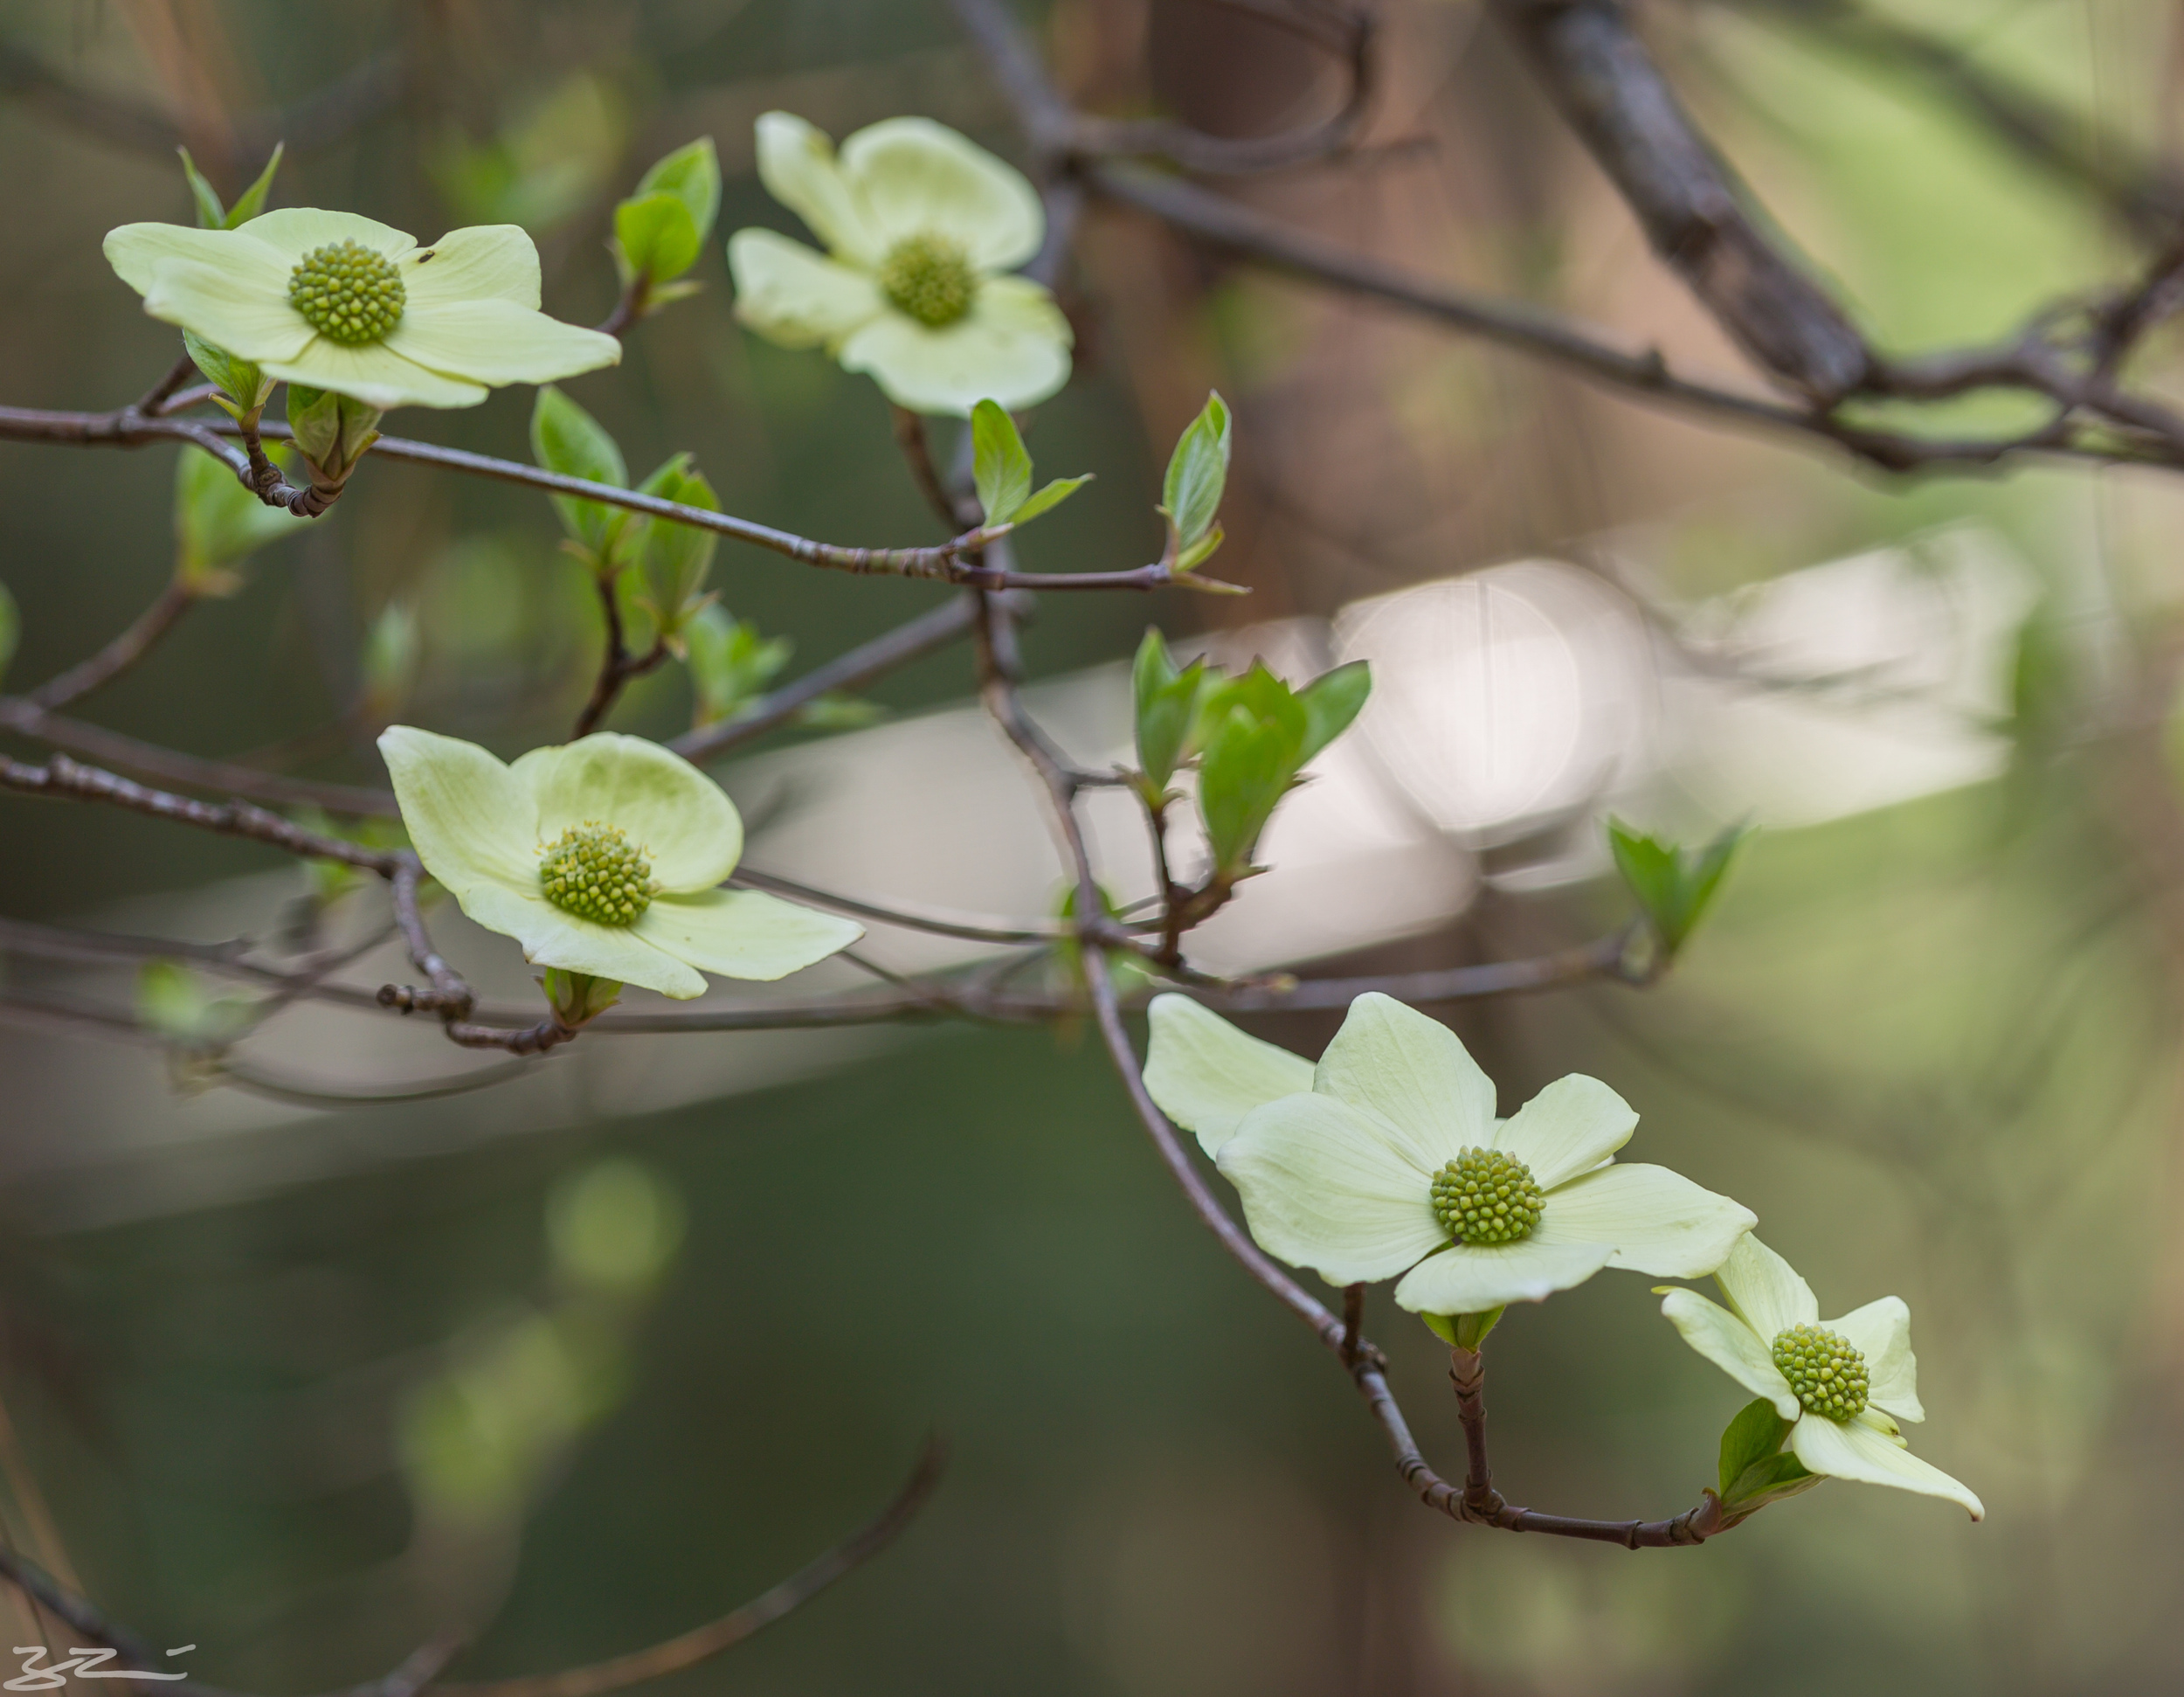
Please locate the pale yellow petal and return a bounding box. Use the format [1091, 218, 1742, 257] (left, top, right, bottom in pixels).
[105, 223, 287, 296]
[1531, 1163, 1754, 1278]
[1142, 994, 1314, 1156]
[1657, 1286, 1800, 1418]
[236, 206, 417, 263]
[513, 734, 743, 892]
[140, 257, 314, 361]
[837, 279, 1071, 415]
[1393, 1238, 1614, 1315]
[634, 889, 861, 981]
[377, 726, 538, 897]
[1493, 1074, 1638, 1189]
[840, 116, 1043, 273]
[259, 339, 487, 411]
[1788, 1413, 1984, 1520]
[755, 111, 885, 266]
[1715, 1234, 1820, 1339]
[728, 229, 887, 350]
[385, 300, 620, 386]
[1311, 991, 1495, 1170]
[460, 881, 705, 999]
[1214, 1092, 1447, 1285]
[1828, 1296, 1925, 1422]
[404, 225, 543, 308]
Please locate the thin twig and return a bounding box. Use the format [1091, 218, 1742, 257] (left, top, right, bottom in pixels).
[26, 583, 198, 710]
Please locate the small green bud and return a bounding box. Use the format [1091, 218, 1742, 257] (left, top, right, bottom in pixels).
[1770, 1323, 1870, 1421]
[543, 967, 624, 1029]
[1429, 1147, 1544, 1245]
[538, 824, 656, 925]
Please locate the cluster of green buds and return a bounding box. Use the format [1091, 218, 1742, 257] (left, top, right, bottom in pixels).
[1130, 627, 1371, 882]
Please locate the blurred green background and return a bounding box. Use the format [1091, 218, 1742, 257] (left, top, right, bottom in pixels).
[3, 1, 2184, 1693]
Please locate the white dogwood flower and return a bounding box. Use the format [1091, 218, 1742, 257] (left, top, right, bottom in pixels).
[727, 112, 1072, 415]
[106, 210, 619, 410]
[380, 727, 860, 999]
[1659, 1235, 1984, 1518]
[1142, 993, 1755, 1316]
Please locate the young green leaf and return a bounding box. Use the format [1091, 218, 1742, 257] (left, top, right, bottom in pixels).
[1161, 391, 1232, 554]
[1608, 818, 1751, 955]
[635, 456, 720, 635]
[634, 138, 721, 248]
[183, 331, 273, 421]
[1010, 475, 1091, 526]
[530, 385, 628, 558]
[223, 142, 284, 227]
[1717, 1396, 1792, 1496]
[0, 580, 17, 691]
[175, 444, 305, 592]
[1296, 661, 1371, 765]
[971, 399, 1034, 525]
[1719, 1451, 1821, 1519]
[612, 192, 702, 287]
[176, 147, 227, 228]
[1175, 520, 1226, 573]
[685, 603, 794, 726]
[362, 600, 421, 717]
[1198, 703, 1301, 873]
[1132, 628, 1208, 793]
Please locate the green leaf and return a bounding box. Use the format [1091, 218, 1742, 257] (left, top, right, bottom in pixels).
[284, 386, 379, 479]
[223, 142, 284, 227]
[530, 385, 627, 558]
[175, 443, 305, 589]
[1608, 819, 1751, 955]
[1161, 391, 1232, 553]
[634, 137, 721, 247]
[176, 147, 226, 228]
[1175, 520, 1226, 573]
[136, 959, 251, 1048]
[634, 456, 720, 633]
[1297, 661, 1371, 765]
[1011, 475, 1091, 526]
[1720, 1451, 1821, 1515]
[1132, 628, 1209, 793]
[971, 399, 1033, 525]
[1717, 1396, 1792, 1496]
[0, 580, 17, 691]
[612, 191, 702, 287]
[685, 603, 794, 726]
[183, 331, 272, 419]
[1198, 704, 1301, 873]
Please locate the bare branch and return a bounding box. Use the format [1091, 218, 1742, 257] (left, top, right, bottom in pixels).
[26, 583, 198, 710]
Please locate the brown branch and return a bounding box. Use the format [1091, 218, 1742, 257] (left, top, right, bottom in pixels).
[26, 582, 198, 710]
[572, 573, 668, 738]
[432, 1437, 946, 1697]
[0, 694, 399, 816]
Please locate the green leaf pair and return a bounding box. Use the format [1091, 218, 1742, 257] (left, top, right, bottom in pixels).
[1714, 1397, 1821, 1524]
[174, 444, 308, 594]
[530, 387, 719, 646]
[1132, 628, 1371, 876]
[179, 142, 283, 231]
[1160, 392, 1231, 573]
[183, 330, 274, 425]
[286, 385, 381, 481]
[611, 139, 722, 307]
[684, 603, 792, 727]
[970, 400, 1090, 530]
[1607, 818, 1750, 958]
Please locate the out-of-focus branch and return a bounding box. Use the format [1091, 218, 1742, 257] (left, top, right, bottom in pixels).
[432, 1437, 946, 1697]
[1486, 0, 1869, 402]
[24, 582, 198, 710]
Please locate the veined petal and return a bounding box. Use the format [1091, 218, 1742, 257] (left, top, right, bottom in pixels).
[1715, 1234, 1820, 1339]
[1788, 1413, 1983, 1520]
[1657, 1287, 1799, 1418]
[259, 339, 487, 410]
[236, 207, 416, 263]
[1531, 1163, 1755, 1278]
[386, 300, 620, 385]
[838, 284, 1070, 415]
[1494, 1074, 1638, 1190]
[1142, 994, 1314, 1156]
[635, 888, 861, 981]
[1312, 992, 1495, 1170]
[105, 223, 286, 296]
[1828, 1296, 1925, 1422]
[513, 734, 742, 892]
[378, 726, 539, 897]
[458, 881, 704, 999]
[1215, 1092, 1447, 1285]
[141, 257, 314, 362]
[404, 225, 542, 308]
[755, 111, 885, 266]
[1393, 1238, 1614, 1315]
[728, 229, 887, 350]
[840, 116, 1043, 273]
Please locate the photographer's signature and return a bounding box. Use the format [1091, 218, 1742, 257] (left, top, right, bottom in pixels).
[7, 1646, 194, 1687]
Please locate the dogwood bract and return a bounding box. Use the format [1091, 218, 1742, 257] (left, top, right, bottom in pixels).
[1142, 993, 1754, 1316]
[727, 112, 1072, 415]
[379, 727, 860, 999]
[105, 210, 619, 410]
[1659, 1235, 1983, 1518]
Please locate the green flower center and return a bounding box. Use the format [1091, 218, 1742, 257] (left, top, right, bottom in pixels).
[877, 233, 977, 329]
[539, 824, 655, 926]
[1771, 1323, 1870, 1421]
[287, 239, 406, 345]
[1430, 1147, 1544, 1245]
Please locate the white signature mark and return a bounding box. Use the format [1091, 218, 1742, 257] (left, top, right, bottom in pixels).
[7, 1646, 195, 1687]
